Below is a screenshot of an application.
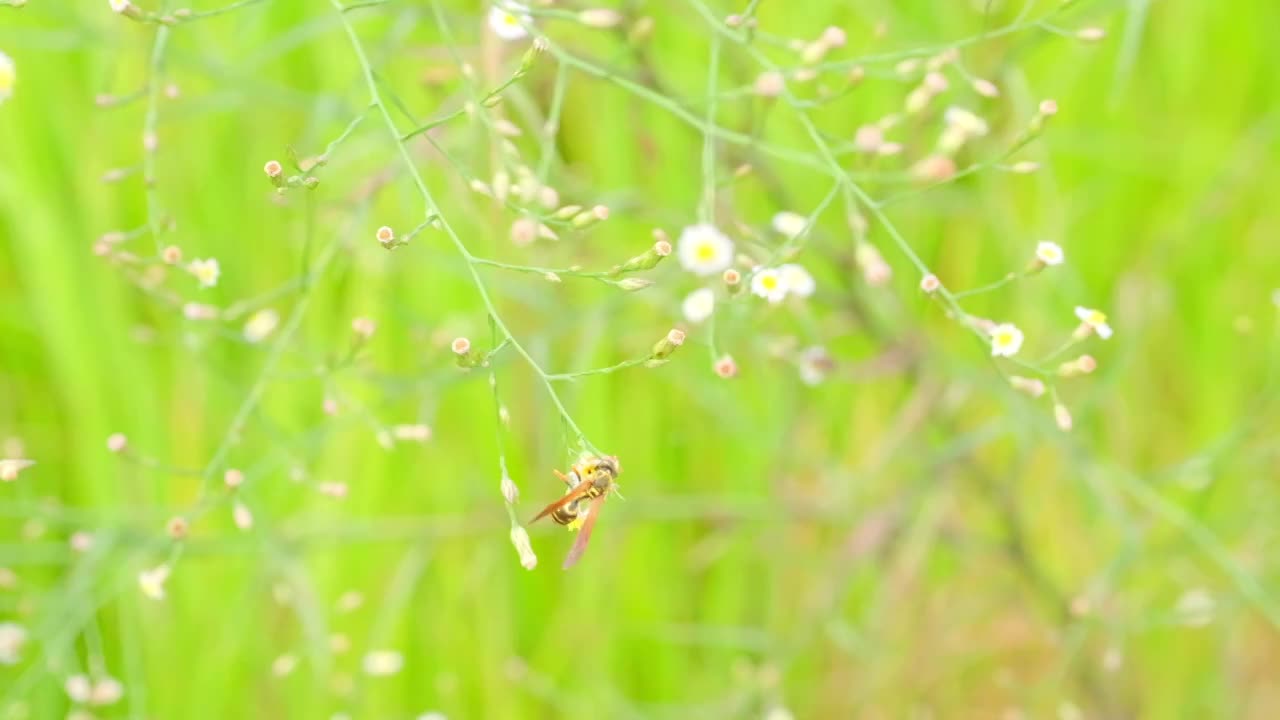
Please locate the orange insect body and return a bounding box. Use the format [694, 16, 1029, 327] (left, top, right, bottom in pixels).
[530, 455, 621, 569]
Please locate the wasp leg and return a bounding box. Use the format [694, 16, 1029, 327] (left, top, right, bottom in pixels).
[554, 469, 572, 485]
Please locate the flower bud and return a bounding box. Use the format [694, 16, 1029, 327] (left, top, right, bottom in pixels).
[1054, 402, 1073, 432]
[1009, 375, 1046, 398]
[609, 240, 670, 275]
[501, 475, 519, 504]
[571, 204, 609, 229]
[648, 328, 686, 365]
[510, 526, 537, 570]
[452, 337, 485, 369]
[613, 277, 653, 292]
[713, 355, 738, 379]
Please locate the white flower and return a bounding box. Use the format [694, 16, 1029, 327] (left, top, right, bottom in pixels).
[488, 4, 531, 40]
[66, 675, 92, 704]
[90, 676, 124, 706]
[188, 258, 220, 288]
[677, 224, 734, 276]
[943, 106, 989, 136]
[138, 564, 170, 600]
[362, 650, 404, 677]
[109, 0, 134, 13]
[779, 264, 815, 298]
[0, 51, 14, 105]
[771, 211, 807, 239]
[750, 268, 788, 303]
[989, 323, 1024, 357]
[1036, 241, 1065, 266]
[1074, 306, 1113, 339]
[0, 623, 26, 665]
[0, 458, 35, 482]
[681, 288, 715, 323]
[232, 501, 253, 530]
[242, 309, 279, 343]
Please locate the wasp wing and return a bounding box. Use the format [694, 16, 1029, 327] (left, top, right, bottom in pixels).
[530, 483, 594, 524]
[562, 494, 607, 569]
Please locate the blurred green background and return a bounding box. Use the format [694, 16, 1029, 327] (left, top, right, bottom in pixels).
[2, 0, 1279, 718]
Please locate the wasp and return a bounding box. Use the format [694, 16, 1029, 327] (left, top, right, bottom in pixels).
[531, 454, 621, 569]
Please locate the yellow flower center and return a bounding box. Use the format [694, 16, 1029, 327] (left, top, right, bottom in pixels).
[502, 13, 518, 25]
[995, 331, 1014, 346]
[695, 243, 716, 261]
[0, 68, 12, 93]
[1086, 310, 1106, 325]
[762, 276, 778, 290]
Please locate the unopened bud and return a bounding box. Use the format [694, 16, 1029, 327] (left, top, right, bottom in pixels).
[351, 317, 376, 339]
[578, 8, 623, 27]
[516, 39, 546, 77]
[1054, 402, 1073, 432]
[452, 337, 485, 369]
[571, 204, 609, 229]
[510, 526, 537, 570]
[723, 268, 742, 287]
[1009, 375, 1046, 398]
[1058, 354, 1098, 378]
[649, 328, 686, 365]
[375, 226, 395, 248]
[224, 468, 245, 488]
[264, 160, 284, 188]
[920, 273, 941, 293]
[610, 241, 670, 275]
[106, 433, 128, 453]
[713, 355, 738, 379]
[972, 78, 999, 97]
[162, 245, 182, 265]
[501, 475, 519, 504]
[613, 277, 653, 292]
[1076, 27, 1106, 42]
[1010, 161, 1040, 174]
[166, 516, 188, 539]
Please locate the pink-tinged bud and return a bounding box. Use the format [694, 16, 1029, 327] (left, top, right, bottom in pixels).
[143, 132, 158, 153]
[923, 71, 948, 93]
[106, 433, 128, 453]
[183, 302, 219, 320]
[1009, 375, 1046, 398]
[96, 94, 117, 107]
[654, 240, 672, 256]
[911, 154, 957, 183]
[667, 328, 686, 346]
[510, 218, 537, 246]
[323, 397, 339, 416]
[501, 475, 519, 504]
[70, 532, 94, 553]
[1076, 27, 1106, 42]
[713, 355, 738, 379]
[351, 317, 376, 339]
[166, 516, 188, 539]
[920, 273, 941, 293]
[972, 78, 999, 97]
[1077, 355, 1098, 373]
[725, 13, 743, 28]
[1038, 99, 1059, 116]
[754, 71, 785, 98]
[451, 337, 471, 355]
[578, 8, 623, 27]
[375, 226, 395, 247]
[650, 328, 685, 364]
[1010, 161, 1040, 174]
[1054, 403, 1073, 432]
[224, 468, 244, 488]
[233, 501, 253, 530]
[723, 268, 742, 286]
[164, 83, 180, 99]
[161, 245, 182, 264]
[821, 26, 847, 48]
[100, 231, 126, 244]
[318, 482, 348, 499]
[264, 160, 283, 178]
[392, 424, 432, 442]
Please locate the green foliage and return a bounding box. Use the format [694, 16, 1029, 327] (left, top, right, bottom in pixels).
[2, 0, 1280, 718]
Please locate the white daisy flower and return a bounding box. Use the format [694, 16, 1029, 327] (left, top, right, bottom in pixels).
[779, 264, 815, 298]
[138, 564, 170, 600]
[188, 258, 220, 288]
[676, 223, 734, 276]
[681, 287, 715, 323]
[242, 309, 279, 343]
[989, 323, 1024, 357]
[1074, 306, 1113, 339]
[0, 623, 26, 665]
[362, 650, 404, 677]
[771, 211, 807, 239]
[1036, 241, 1065, 266]
[751, 268, 788, 304]
[488, 4, 531, 40]
[0, 51, 15, 105]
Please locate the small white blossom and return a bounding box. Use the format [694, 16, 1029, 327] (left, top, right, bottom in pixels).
[1036, 241, 1065, 266]
[0, 622, 26, 665]
[242, 309, 279, 343]
[1074, 306, 1113, 339]
[989, 323, 1024, 357]
[109, 0, 134, 13]
[138, 564, 170, 600]
[488, 4, 531, 40]
[65, 675, 92, 704]
[681, 288, 716, 323]
[771, 211, 807, 239]
[188, 258, 220, 288]
[362, 650, 404, 677]
[677, 224, 735, 276]
[779, 264, 815, 298]
[0, 458, 35, 482]
[232, 501, 253, 530]
[750, 268, 788, 304]
[0, 51, 14, 105]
